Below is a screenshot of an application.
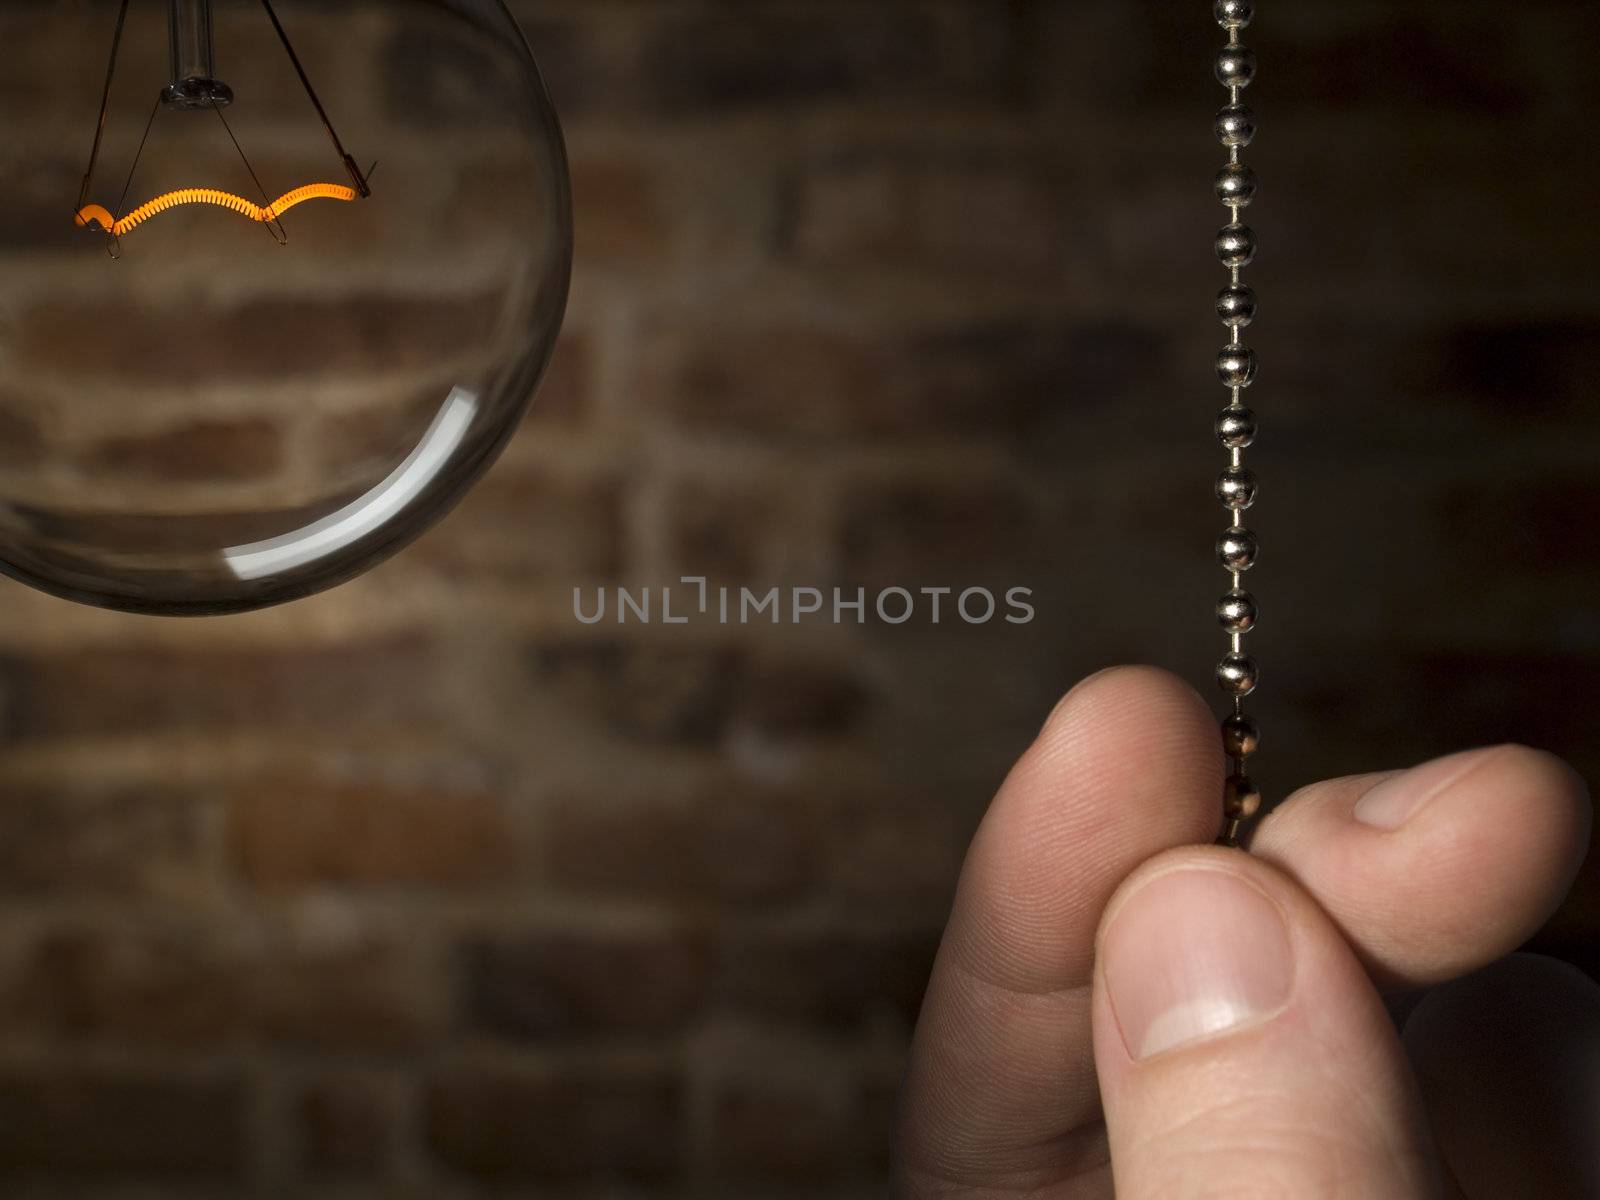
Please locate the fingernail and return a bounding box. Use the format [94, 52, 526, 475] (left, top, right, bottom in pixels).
[1103, 867, 1293, 1060]
[1352, 747, 1498, 830]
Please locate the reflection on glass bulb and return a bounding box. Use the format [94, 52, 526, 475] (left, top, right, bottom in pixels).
[223, 386, 476, 581]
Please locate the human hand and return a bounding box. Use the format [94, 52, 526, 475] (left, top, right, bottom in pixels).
[893, 666, 1598, 1198]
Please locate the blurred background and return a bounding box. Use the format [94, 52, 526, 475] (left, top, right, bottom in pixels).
[0, 0, 1598, 1195]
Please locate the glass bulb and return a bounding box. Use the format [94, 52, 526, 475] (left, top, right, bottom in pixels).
[0, 0, 571, 613]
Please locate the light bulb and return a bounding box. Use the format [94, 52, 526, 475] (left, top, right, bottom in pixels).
[0, 0, 571, 613]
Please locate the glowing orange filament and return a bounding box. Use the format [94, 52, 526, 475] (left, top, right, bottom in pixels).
[75, 182, 359, 239]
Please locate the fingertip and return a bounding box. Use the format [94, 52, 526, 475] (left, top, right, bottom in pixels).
[1470, 745, 1594, 904]
[895, 668, 1235, 1188]
[1045, 663, 1214, 727]
[1490, 743, 1593, 867]
[1254, 743, 1594, 987]
[949, 667, 1222, 993]
[1032, 664, 1222, 788]
[1039, 663, 1124, 731]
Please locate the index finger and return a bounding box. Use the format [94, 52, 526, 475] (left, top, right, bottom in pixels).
[893, 665, 1221, 1197]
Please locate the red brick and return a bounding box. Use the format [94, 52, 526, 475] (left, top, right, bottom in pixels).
[643, 325, 888, 439]
[208, 6, 370, 124]
[714, 925, 939, 1028]
[432, 155, 564, 263]
[0, 784, 207, 899]
[660, 475, 789, 582]
[642, 318, 1165, 440]
[822, 793, 971, 912]
[572, 158, 668, 262]
[689, 784, 819, 904]
[230, 776, 516, 890]
[904, 320, 1168, 431]
[488, 11, 642, 118]
[527, 639, 740, 744]
[16, 294, 500, 384]
[787, 158, 901, 263]
[314, 387, 458, 476]
[837, 473, 1041, 592]
[641, 7, 1022, 112]
[300, 1072, 399, 1176]
[425, 1062, 681, 1180]
[459, 927, 710, 1039]
[86, 418, 284, 483]
[12, 928, 246, 1045]
[254, 939, 442, 1050]
[526, 639, 868, 746]
[540, 781, 817, 906]
[2, 634, 444, 740]
[531, 333, 592, 424]
[734, 655, 869, 741]
[11, 926, 440, 1050]
[708, 1073, 851, 1180]
[383, 23, 527, 127]
[791, 152, 1072, 280]
[0, 1067, 244, 1178]
[411, 465, 623, 582]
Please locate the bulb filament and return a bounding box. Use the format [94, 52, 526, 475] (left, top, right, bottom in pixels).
[76, 182, 359, 239]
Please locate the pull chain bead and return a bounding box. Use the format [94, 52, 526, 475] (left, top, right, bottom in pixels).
[1212, 0, 1262, 846]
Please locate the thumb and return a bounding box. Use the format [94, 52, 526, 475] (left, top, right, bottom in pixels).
[1092, 847, 1444, 1199]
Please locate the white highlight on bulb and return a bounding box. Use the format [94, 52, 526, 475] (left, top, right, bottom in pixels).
[222, 386, 478, 581]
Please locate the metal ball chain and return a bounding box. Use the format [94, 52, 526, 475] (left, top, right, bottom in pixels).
[1211, 0, 1262, 846]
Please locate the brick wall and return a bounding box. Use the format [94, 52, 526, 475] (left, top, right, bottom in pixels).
[0, 0, 1596, 1194]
